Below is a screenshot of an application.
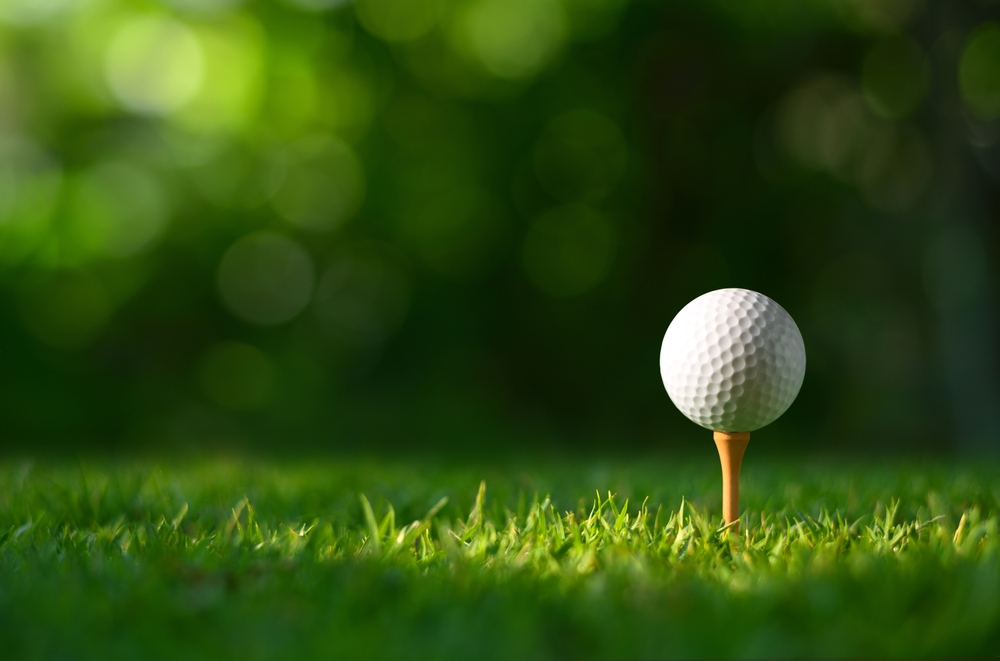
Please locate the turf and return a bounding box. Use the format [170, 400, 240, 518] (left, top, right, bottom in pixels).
[1, 456, 998, 660]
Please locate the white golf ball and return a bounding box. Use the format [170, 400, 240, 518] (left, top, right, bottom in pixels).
[660, 288, 806, 432]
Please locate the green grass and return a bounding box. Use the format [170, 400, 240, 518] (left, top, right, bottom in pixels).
[1, 456, 998, 660]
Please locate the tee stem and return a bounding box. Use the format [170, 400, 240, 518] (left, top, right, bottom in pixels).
[713, 430, 750, 533]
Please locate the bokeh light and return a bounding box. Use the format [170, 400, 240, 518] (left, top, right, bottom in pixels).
[318, 69, 377, 139]
[66, 162, 169, 260]
[834, 0, 924, 33]
[197, 341, 276, 411]
[522, 204, 616, 297]
[280, 0, 352, 12]
[0, 0, 71, 26]
[272, 135, 366, 232]
[773, 73, 932, 211]
[775, 75, 875, 177]
[191, 138, 287, 210]
[0, 137, 63, 267]
[217, 232, 315, 325]
[959, 22, 1000, 121]
[355, 0, 439, 43]
[165, 0, 247, 13]
[456, 0, 566, 80]
[104, 15, 205, 116]
[0, 0, 996, 455]
[175, 14, 266, 133]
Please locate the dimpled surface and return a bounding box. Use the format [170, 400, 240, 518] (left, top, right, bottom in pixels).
[660, 288, 806, 432]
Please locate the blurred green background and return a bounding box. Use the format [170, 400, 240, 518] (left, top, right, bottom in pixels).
[0, 0, 998, 456]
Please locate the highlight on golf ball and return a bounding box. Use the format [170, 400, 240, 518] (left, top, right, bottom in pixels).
[660, 288, 806, 432]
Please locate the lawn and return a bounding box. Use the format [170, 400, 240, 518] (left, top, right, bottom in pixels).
[1, 455, 998, 660]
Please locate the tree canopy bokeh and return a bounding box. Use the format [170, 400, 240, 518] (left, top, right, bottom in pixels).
[0, 0, 998, 455]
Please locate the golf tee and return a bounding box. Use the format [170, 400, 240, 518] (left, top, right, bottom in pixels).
[713, 431, 750, 532]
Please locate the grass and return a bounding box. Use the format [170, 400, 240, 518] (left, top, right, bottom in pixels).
[1, 455, 998, 660]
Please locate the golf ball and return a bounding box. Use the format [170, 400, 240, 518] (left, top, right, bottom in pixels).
[660, 288, 805, 432]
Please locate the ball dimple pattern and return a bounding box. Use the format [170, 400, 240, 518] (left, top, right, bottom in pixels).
[659, 288, 806, 432]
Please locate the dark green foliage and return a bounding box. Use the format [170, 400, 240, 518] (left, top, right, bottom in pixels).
[1, 1, 999, 454]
